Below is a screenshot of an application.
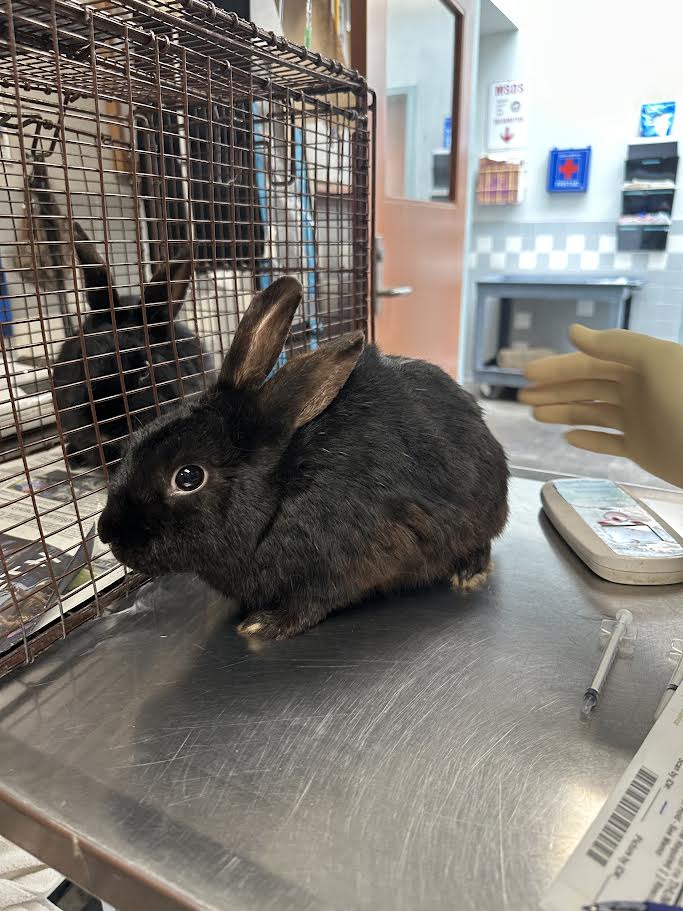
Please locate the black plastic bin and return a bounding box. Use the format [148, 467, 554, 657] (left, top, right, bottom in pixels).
[617, 224, 669, 251]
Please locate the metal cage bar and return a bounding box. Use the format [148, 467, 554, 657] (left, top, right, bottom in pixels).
[0, 0, 372, 677]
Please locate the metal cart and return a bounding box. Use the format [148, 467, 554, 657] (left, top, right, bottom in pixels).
[473, 274, 643, 398]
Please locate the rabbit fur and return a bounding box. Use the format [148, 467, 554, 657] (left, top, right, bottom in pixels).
[98, 276, 509, 639]
[53, 224, 210, 469]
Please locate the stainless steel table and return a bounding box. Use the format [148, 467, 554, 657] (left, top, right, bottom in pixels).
[0, 476, 682, 911]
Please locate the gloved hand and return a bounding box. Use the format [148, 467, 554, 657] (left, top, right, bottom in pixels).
[518, 324, 683, 489]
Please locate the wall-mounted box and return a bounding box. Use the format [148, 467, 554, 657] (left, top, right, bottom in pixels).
[547, 147, 591, 193]
[622, 188, 674, 216]
[625, 142, 678, 182]
[617, 224, 668, 251]
[617, 141, 678, 251]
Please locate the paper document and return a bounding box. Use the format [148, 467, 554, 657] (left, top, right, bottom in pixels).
[543, 684, 683, 909]
[0, 446, 123, 655]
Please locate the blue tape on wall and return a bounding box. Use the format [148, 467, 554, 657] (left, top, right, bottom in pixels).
[253, 107, 318, 377]
[0, 261, 12, 337]
[293, 124, 318, 351]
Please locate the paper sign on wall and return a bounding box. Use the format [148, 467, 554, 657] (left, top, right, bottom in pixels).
[488, 80, 527, 151]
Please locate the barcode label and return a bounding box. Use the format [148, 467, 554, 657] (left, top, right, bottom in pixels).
[587, 766, 658, 866]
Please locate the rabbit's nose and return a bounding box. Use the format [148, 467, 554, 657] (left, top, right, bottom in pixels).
[98, 508, 116, 545]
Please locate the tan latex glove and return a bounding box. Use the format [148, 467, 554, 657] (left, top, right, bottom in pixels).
[518, 324, 683, 489]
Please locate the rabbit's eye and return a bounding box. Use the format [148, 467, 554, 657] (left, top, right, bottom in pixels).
[173, 464, 207, 494]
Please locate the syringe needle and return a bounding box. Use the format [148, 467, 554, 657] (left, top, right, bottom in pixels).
[581, 609, 634, 718]
[582, 691, 598, 717]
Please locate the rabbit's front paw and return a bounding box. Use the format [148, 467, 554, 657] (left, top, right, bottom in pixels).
[237, 611, 286, 640]
[237, 602, 329, 640]
[237, 612, 302, 640]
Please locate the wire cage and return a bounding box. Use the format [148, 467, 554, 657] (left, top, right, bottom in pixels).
[0, 0, 372, 676]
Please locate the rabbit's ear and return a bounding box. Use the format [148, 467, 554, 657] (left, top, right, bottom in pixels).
[260, 331, 364, 429]
[219, 276, 302, 390]
[72, 222, 120, 313]
[142, 245, 193, 322]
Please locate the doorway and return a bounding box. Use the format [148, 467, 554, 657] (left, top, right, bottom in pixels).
[352, 0, 476, 377]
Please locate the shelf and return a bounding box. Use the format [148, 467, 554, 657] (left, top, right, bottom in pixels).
[625, 155, 678, 183]
[618, 140, 677, 249]
[474, 366, 527, 389]
[622, 191, 674, 215]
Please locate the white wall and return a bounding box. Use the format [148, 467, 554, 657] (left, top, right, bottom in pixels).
[460, 0, 683, 376]
[475, 0, 683, 224]
[249, 0, 281, 32]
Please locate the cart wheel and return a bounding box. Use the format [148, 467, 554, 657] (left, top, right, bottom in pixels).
[479, 383, 505, 400]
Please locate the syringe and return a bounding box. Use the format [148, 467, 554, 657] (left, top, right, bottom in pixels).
[654, 639, 683, 720]
[582, 609, 634, 717]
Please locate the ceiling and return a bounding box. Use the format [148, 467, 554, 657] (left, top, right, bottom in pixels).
[479, 0, 519, 35]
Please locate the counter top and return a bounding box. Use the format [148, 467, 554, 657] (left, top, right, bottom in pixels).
[478, 274, 644, 288]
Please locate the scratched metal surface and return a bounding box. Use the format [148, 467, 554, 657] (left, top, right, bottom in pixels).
[0, 476, 682, 911]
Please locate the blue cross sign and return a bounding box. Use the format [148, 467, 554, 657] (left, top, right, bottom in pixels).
[547, 147, 591, 193]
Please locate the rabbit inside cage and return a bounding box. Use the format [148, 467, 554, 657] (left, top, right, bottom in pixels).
[0, 0, 370, 671]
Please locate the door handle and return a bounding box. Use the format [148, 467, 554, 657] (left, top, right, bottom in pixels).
[373, 236, 412, 317]
[376, 286, 413, 298]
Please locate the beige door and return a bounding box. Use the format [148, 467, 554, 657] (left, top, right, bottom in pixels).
[352, 0, 475, 377]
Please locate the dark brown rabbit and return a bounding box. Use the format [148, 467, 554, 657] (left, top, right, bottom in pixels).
[98, 276, 509, 639]
[53, 224, 211, 470]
